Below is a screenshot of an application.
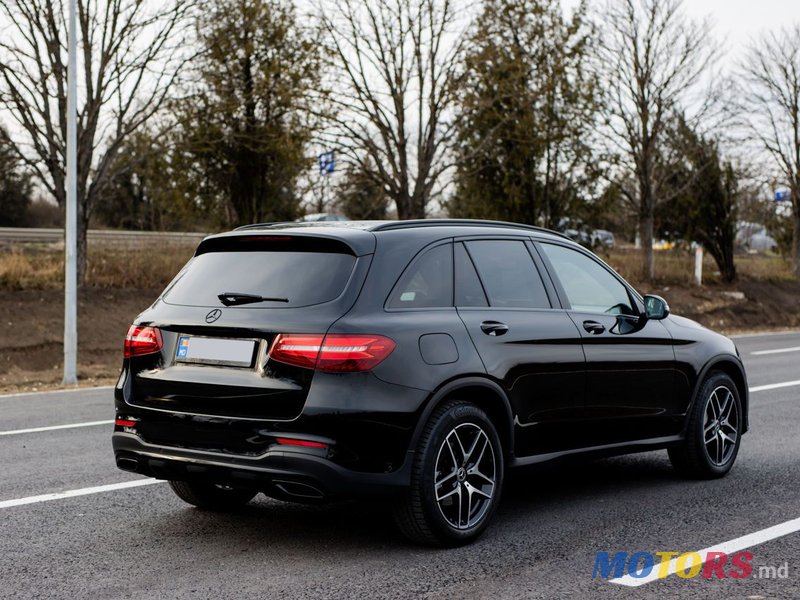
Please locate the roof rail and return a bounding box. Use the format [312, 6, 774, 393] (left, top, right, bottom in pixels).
[370, 219, 571, 240]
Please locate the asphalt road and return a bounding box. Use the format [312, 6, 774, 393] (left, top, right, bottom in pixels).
[2, 331, 799, 599]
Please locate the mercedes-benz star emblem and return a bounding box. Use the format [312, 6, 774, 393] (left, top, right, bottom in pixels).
[205, 309, 222, 323]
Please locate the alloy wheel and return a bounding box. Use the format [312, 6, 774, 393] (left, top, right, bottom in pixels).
[703, 385, 739, 466]
[434, 423, 497, 530]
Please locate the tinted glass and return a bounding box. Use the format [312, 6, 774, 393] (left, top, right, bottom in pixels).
[163, 250, 356, 308]
[540, 243, 635, 314]
[387, 243, 453, 308]
[465, 240, 550, 308]
[454, 242, 488, 307]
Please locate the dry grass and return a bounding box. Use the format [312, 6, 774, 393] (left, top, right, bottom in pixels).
[597, 247, 795, 288]
[1, 241, 794, 291]
[0, 242, 194, 290]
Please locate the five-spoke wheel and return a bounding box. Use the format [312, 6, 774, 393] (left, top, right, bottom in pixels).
[702, 385, 740, 467]
[393, 400, 503, 546]
[434, 423, 497, 530]
[669, 371, 742, 479]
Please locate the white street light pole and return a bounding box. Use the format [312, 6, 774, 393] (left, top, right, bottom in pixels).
[63, 0, 78, 385]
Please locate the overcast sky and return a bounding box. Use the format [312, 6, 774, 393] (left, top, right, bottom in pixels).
[564, 0, 800, 67]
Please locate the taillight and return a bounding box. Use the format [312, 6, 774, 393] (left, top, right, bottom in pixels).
[124, 325, 163, 358]
[269, 333, 396, 373]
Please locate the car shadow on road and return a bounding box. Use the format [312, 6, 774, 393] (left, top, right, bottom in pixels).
[137, 451, 684, 551]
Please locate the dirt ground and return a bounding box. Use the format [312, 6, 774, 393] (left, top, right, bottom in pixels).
[2, 280, 800, 394]
[0, 287, 161, 393]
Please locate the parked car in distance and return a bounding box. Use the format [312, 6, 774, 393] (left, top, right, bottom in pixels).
[295, 212, 349, 222]
[736, 222, 777, 254]
[653, 239, 676, 251]
[113, 219, 749, 546]
[564, 227, 591, 246]
[591, 229, 615, 249]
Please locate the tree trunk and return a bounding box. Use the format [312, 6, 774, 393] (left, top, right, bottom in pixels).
[640, 212, 655, 281]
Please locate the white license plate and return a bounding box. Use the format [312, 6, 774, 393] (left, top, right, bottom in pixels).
[175, 336, 256, 367]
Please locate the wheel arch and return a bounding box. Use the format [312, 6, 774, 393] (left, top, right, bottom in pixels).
[688, 355, 749, 434]
[409, 377, 515, 462]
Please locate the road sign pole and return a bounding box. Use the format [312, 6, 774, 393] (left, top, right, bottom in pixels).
[63, 0, 78, 385]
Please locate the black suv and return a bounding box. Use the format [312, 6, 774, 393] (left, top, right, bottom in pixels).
[113, 219, 748, 545]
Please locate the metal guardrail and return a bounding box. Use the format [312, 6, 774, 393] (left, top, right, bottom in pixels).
[0, 227, 209, 245]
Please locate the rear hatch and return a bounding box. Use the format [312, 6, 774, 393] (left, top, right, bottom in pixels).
[124, 232, 373, 432]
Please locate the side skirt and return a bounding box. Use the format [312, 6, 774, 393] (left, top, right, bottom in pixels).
[510, 434, 684, 467]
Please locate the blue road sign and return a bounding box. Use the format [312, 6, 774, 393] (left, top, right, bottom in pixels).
[775, 189, 790, 202]
[319, 151, 335, 175]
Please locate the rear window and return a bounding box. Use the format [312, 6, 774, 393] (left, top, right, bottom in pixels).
[387, 243, 453, 309]
[163, 237, 357, 308]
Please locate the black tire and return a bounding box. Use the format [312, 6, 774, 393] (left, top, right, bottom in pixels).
[393, 400, 504, 546]
[668, 371, 742, 479]
[168, 480, 257, 511]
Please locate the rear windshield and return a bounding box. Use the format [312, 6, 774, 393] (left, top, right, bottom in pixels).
[163, 238, 357, 308]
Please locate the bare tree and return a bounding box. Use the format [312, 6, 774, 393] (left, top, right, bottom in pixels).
[317, 0, 467, 219]
[0, 0, 192, 281]
[740, 26, 800, 277]
[597, 0, 715, 280]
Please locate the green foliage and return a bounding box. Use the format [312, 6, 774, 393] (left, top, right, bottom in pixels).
[0, 127, 32, 226]
[176, 0, 320, 226]
[656, 117, 738, 282]
[94, 0, 321, 230]
[449, 0, 601, 228]
[336, 160, 389, 220]
[94, 130, 205, 231]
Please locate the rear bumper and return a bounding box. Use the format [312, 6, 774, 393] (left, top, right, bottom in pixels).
[112, 432, 411, 501]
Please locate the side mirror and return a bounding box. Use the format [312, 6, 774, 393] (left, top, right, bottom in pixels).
[643, 295, 670, 320]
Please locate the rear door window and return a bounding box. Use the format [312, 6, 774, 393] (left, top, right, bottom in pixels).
[163, 237, 357, 308]
[454, 242, 488, 307]
[465, 240, 551, 309]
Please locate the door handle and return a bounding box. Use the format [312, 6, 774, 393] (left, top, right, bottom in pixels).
[480, 321, 509, 336]
[583, 320, 605, 335]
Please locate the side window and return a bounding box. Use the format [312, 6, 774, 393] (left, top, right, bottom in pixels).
[540, 243, 635, 315]
[465, 240, 550, 309]
[387, 243, 453, 308]
[454, 242, 488, 307]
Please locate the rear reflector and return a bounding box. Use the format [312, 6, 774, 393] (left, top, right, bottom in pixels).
[275, 437, 328, 449]
[124, 325, 163, 358]
[115, 418, 137, 427]
[269, 334, 396, 373]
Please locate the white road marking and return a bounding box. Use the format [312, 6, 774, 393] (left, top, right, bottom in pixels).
[731, 330, 800, 339]
[610, 516, 800, 587]
[749, 380, 800, 393]
[0, 385, 114, 400]
[0, 420, 113, 436]
[1, 380, 796, 437]
[0, 479, 165, 510]
[751, 346, 800, 356]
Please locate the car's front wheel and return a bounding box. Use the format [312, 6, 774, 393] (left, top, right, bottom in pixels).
[668, 371, 742, 479]
[393, 400, 504, 546]
[168, 480, 257, 511]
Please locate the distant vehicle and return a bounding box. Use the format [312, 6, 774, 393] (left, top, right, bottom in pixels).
[557, 218, 614, 250]
[653, 239, 676, 251]
[564, 227, 591, 246]
[736, 222, 777, 254]
[296, 213, 349, 222]
[592, 229, 615, 249]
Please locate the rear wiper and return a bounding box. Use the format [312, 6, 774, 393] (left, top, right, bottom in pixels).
[218, 292, 289, 306]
